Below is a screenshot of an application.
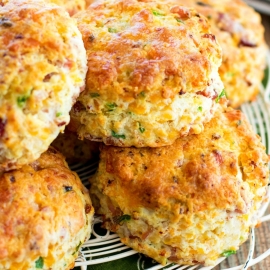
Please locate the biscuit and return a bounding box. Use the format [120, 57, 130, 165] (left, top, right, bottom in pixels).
[169, 0, 268, 108]
[0, 147, 94, 270]
[70, 0, 224, 147]
[90, 106, 269, 266]
[0, 0, 87, 170]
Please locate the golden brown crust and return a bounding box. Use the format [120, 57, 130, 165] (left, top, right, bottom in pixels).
[71, 0, 224, 147]
[0, 0, 86, 14]
[0, 0, 87, 170]
[78, 1, 220, 98]
[0, 147, 94, 270]
[49, 0, 86, 15]
[90, 106, 269, 265]
[167, 0, 268, 107]
[85, 0, 95, 8]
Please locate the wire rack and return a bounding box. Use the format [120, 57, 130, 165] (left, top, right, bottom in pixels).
[71, 52, 270, 270]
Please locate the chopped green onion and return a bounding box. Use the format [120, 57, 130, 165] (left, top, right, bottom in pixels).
[139, 91, 146, 98]
[176, 18, 185, 24]
[108, 27, 117, 33]
[143, 43, 148, 49]
[112, 130, 126, 139]
[138, 122, 145, 133]
[237, 120, 242, 126]
[262, 67, 269, 88]
[72, 241, 82, 255]
[117, 214, 131, 224]
[105, 102, 117, 111]
[226, 72, 235, 77]
[35, 257, 44, 269]
[221, 250, 236, 257]
[90, 93, 100, 98]
[152, 10, 164, 16]
[215, 89, 226, 103]
[198, 106, 203, 112]
[56, 112, 62, 117]
[139, 127, 145, 133]
[17, 95, 29, 108]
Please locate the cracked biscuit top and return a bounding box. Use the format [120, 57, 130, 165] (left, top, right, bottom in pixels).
[70, 0, 224, 147]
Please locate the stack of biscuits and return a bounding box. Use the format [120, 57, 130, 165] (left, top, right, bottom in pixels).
[0, 0, 269, 269]
[73, 0, 269, 267]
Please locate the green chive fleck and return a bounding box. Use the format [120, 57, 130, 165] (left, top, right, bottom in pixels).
[112, 130, 126, 139]
[72, 241, 82, 255]
[35, 257, 44, 269]
[237, 120, 242, 126]
[17, 95, 29, 108]
[262, 67, 269, 88]
[105, 102, 117, 111]
[108, 27, 117, 33]
[176, 18, 185, 24]
[215, 89, 226, 103]
[152, 10, 164, 16]
[221, 250, 236, 257]
[198, 106, 203, 112]
[138, 122, 145, 133]
[139, 91, 146, 98]
[226, 72, 235, 77]
[207, 15, 212, 20]
[117, 214, 131, 224]
[56, 112, 62, 117]
[139, 127, 145, 133]
[90, 93, 100, 98]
